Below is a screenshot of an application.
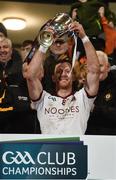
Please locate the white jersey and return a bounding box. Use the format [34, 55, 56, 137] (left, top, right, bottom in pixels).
[32, 88, 95, 135]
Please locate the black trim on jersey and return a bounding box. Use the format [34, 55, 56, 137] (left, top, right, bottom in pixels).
[56, 92, 73, 99]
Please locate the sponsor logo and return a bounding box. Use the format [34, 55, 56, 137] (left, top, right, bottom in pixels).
[18, 96, 28, 101]
[48, 96, 56, 101]
[45, 106, 79, 114]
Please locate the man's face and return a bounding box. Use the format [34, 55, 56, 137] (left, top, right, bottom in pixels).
[0, 40, 12, 63]
[72, 8, 78, 20]
[20, 44, 32, 61]
[50, 39, 68, 55]
[99, 59, 109, 81]
[53, 62, 73, 89]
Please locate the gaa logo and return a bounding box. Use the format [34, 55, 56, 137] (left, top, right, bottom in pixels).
[2, 151, 35, 165]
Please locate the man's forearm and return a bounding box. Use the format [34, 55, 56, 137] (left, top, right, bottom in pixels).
[82, 36, 99, 72]
[28, 46, 47, 78]
[27, 77, 42, 101]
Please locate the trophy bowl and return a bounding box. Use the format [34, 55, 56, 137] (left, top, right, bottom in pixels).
[38, 13, 73, 47]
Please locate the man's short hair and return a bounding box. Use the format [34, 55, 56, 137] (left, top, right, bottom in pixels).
[55, 59, 72, 66]
[0, 23, 7, 37]
[50, 58, 72, 76]
[53, 59, 72, 74]
[22, 40, 33, 47]
[0, 37, 12, 48]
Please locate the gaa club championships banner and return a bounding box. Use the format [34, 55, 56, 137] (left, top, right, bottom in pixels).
[0, 137, 87, 179]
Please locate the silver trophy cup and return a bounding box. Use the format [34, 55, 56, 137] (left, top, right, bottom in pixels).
[38, 13, 73, 47]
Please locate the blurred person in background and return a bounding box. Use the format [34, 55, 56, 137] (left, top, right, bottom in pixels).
[20, 40, 33, 62]
[0, 23, 7, 41]
[86, 51, 116, 135]
[98, 6, 116, 56]
[0, 22, 22, 64]
[0, 37, 41, 133]
[69, 0, 116, 37]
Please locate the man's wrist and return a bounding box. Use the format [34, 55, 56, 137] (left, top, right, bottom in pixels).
[39, 45, 48, 53]
[81, 35, 89, 44]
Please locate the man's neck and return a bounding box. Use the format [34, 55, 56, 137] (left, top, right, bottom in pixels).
[57, 88, 72, 98]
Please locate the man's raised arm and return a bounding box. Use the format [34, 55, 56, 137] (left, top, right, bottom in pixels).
[70, 21, 100, 96]
[23, 46, 48, 101]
